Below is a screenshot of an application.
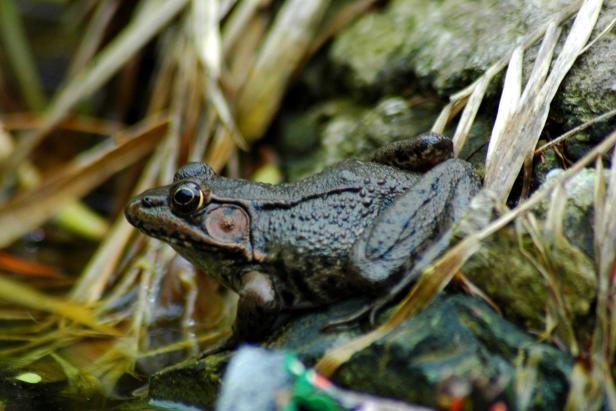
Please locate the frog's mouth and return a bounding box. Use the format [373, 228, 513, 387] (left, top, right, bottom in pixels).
[125, 187, 254, 260]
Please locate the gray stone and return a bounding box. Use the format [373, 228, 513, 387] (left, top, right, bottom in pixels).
[148, 352, 231, 410]
[459, 170, 601, 333]
[148, 295, 574, 410]
[333, 295, 572, 411]
[280, 97, 440, 180]
[328, 0, 616, 147]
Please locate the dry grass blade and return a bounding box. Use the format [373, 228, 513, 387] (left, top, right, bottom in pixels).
[53, 202, 109, 240]
[0, 117, 168, 249]
[17, 160, 110, 241]
[593, 157, 606, 264]
[206, 0, 331, 169]
[521, 22, 560, 103]
[71, 218, 139, 305]
[514, 349, 541, 411]
[596, 151, 616, 267]
[485, 21, 560, 182]
[581, 14, 616, 55]
[207, 79, 247, 151]
[595, 144, 616, 363]
[518, 208, 578, 354]
[487, 46, 522, 160]
[50, 352, 102, 395]
[205, 126, 236, 172]
[433, 2, 581, 152]
[235, 0, 331, 142]
[219, 0, 239, 19]
[0, 251, 61, 278]
[0, 276, 116, 334]
[316, 128, 616, 376]
[192, 0, 222, 78]
[67, 0, 122, 78]
[222, 0, 261, 54]
[593, 143, 616, 370]
[138, 328, 232, 358]
[70, 125, 168, 304]
[0, 0, 46, 110]
[484, 0, 602, 200]
[0, 121, 14, 162]
[563, 362, 602, 411]
[454, 272, 501, 313]
[590, 157, 611, 406]
[0, 338, 69, 367]
[2, 0, 189, 175]
[451, 72, 491, 155]
[431, 98, 466, 134]
[535, 108, 616, 154]
[193, 0, 247, 151]
[1, 113, 124, 136]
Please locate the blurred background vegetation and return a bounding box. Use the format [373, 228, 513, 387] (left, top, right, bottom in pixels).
[0, 0, 381, 405]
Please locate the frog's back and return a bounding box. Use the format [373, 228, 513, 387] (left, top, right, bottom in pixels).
[206, 159, 418, 204]
[246, 160, 420, 305]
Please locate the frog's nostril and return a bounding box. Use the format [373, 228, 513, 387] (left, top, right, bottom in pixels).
[142, 196, 156, 207]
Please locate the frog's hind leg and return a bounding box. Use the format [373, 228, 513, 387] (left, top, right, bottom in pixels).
[351, 158, 480, 289]
[367, 132, 453, 172]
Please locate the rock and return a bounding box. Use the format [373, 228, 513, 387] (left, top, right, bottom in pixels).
[458, 169, 601, 334]
[335, 296, 572, 411]
[271, 295, 572, 410]
[216, 346, 432, 411]
[280, 97, 440, 180]
[148, 352, 231, 410]
[279, 95, 491, 180]
[146, 294, 573, 410]
[556, 8, 616, 160]
[146, 300, 366, 410]
[266, 298, 367, 363]
[540, 168, 601, 257]
[149, 293, 573, 410]
[328, 0, 616, 146]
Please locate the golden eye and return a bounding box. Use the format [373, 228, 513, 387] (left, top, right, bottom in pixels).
[171, 182, 204, 214]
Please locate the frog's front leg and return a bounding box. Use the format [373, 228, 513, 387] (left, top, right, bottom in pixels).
[198, 271, 279, 358]
[234, 270, 281, 342]
[351, 158, 480, 288]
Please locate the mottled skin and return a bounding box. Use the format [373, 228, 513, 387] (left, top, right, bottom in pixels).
[125, 133, 480, 341]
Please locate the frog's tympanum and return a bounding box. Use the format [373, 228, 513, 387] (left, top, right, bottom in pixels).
[125, 133, 480, 341]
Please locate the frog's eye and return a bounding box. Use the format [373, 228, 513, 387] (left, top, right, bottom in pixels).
[170, 182, 207, 214]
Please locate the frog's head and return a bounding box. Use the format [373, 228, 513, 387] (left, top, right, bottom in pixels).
[125, 162, 254, 268]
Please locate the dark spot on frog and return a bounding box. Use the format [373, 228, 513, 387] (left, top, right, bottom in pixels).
[280, 290, 295, 307]
[141, 195, 160, 208]
[326, 276, 338, 289]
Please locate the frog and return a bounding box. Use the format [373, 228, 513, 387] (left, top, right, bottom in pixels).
[125, 133, 480, 342]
